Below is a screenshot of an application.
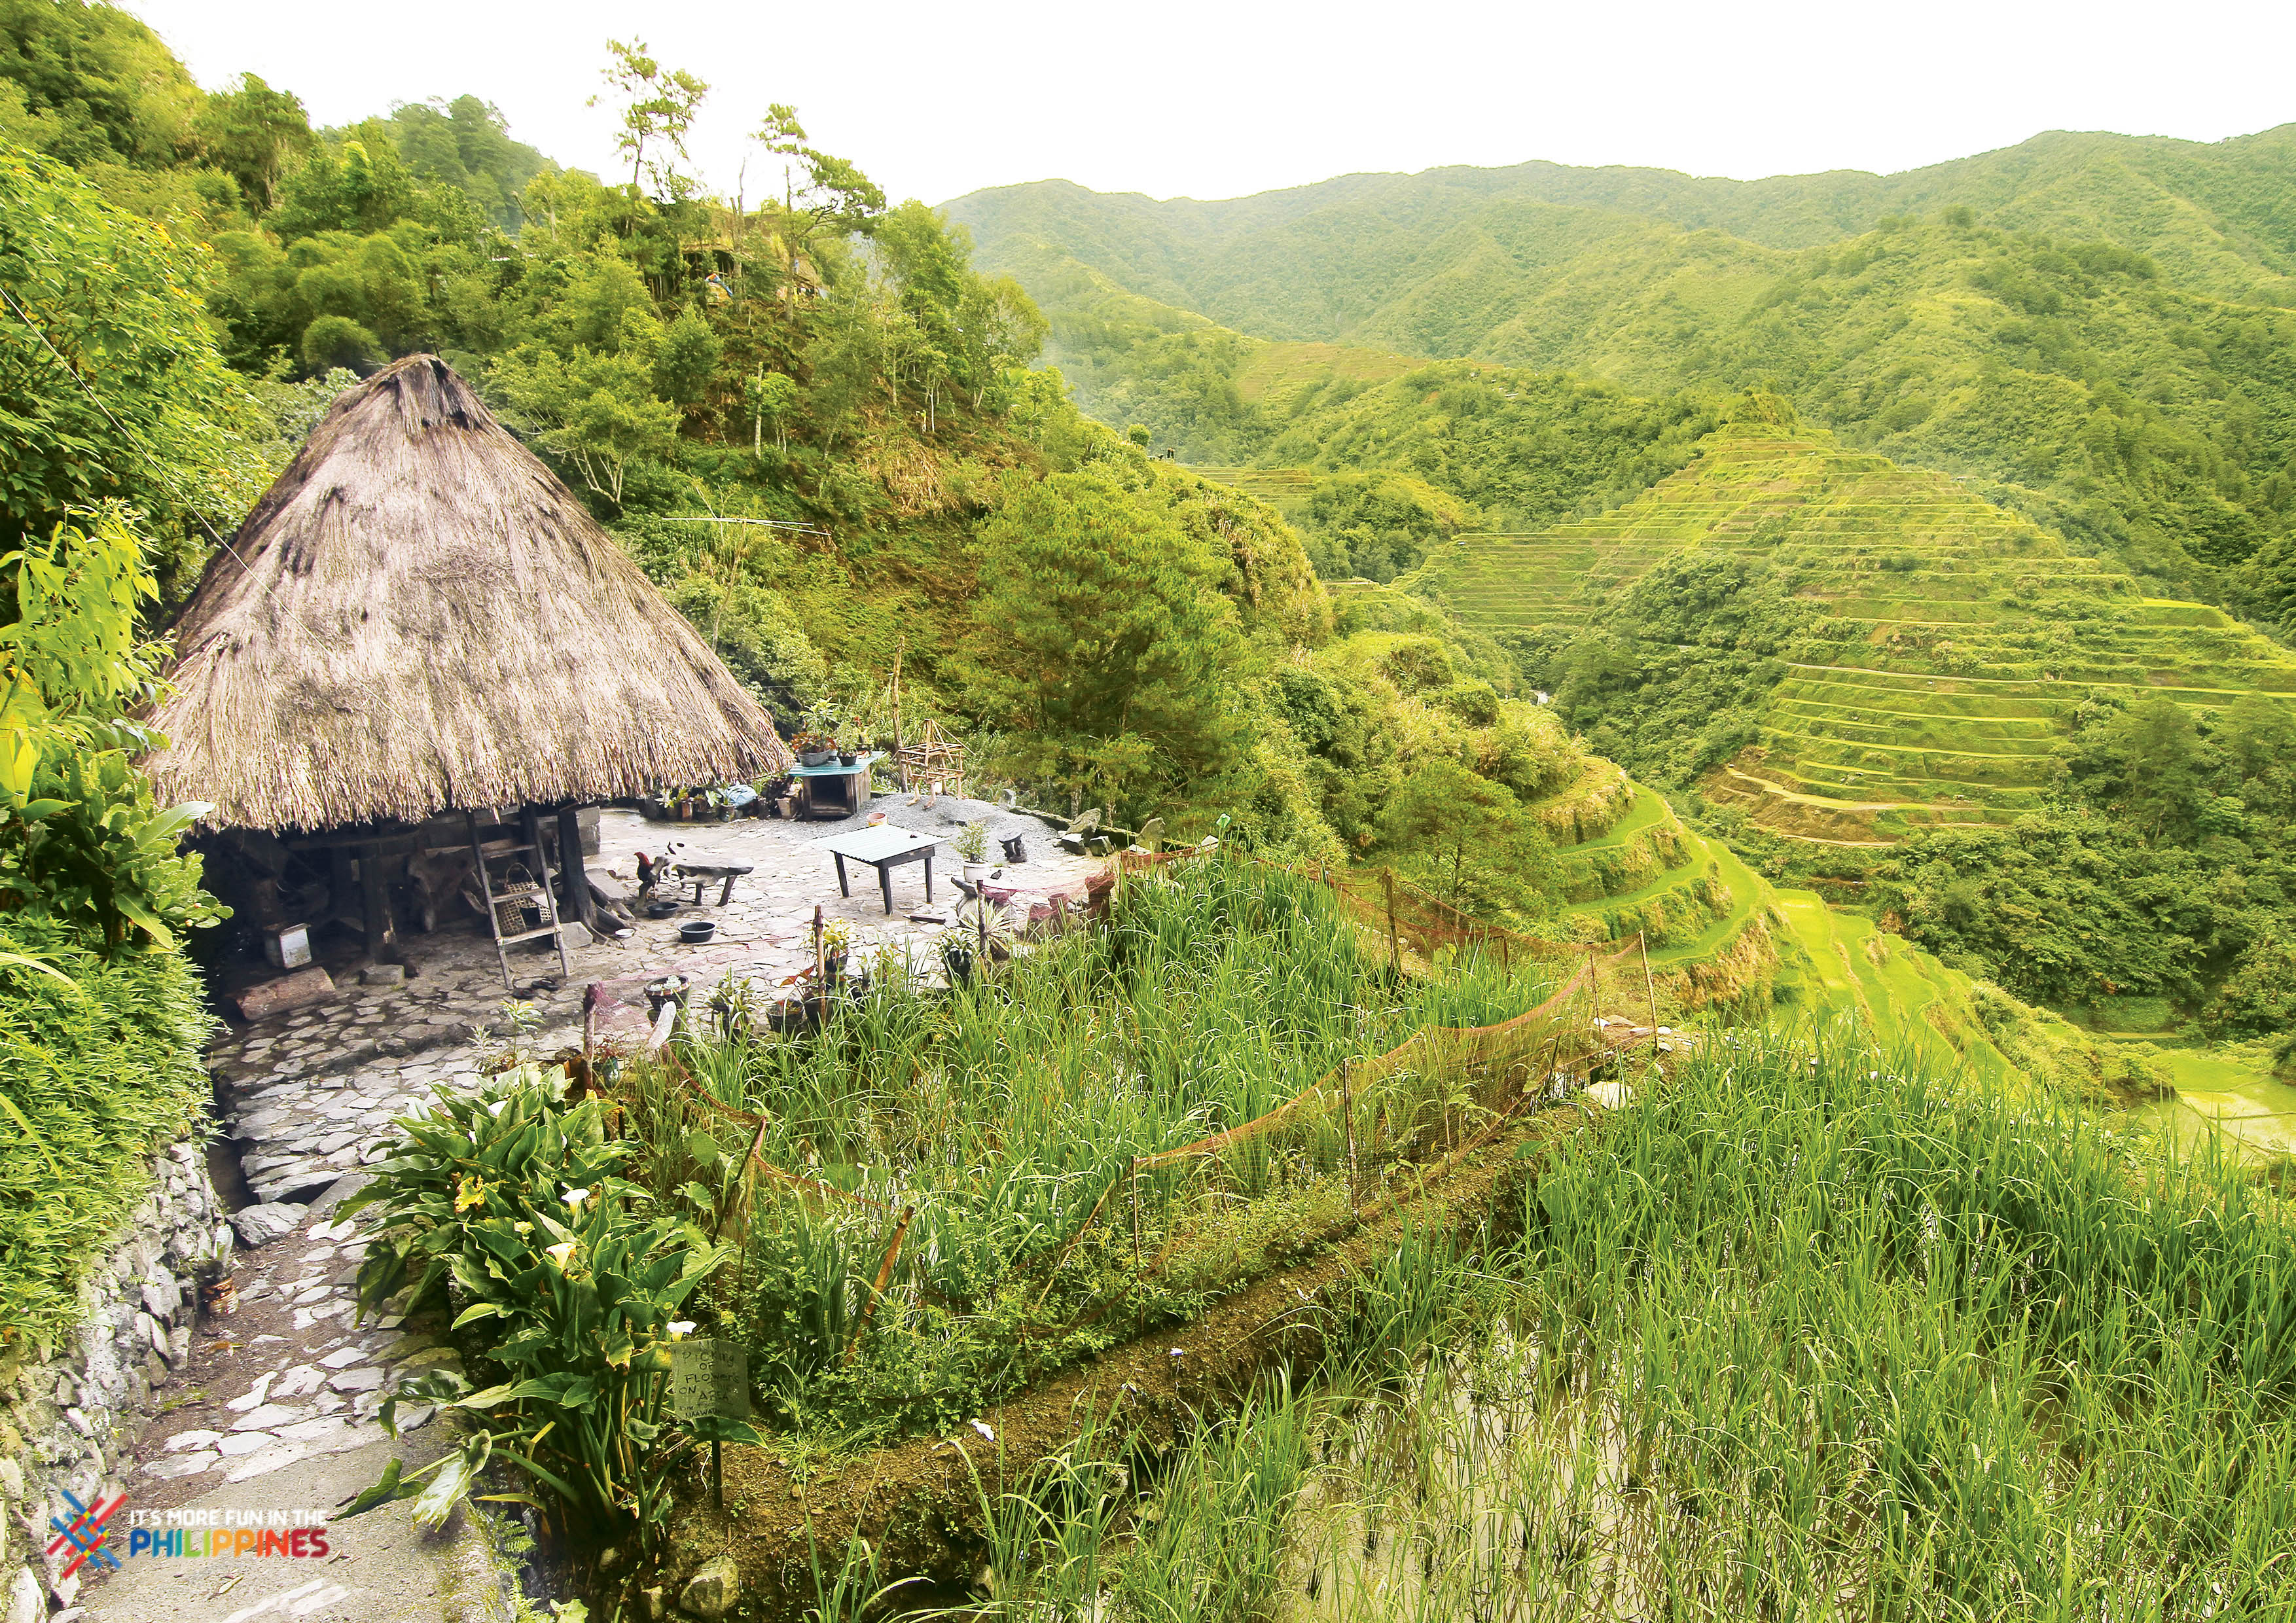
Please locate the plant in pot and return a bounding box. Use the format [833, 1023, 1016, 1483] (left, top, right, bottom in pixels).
[819, 918, 853, 984]
[954, 820, 994, 883]
[836, 727, 859, 768]
[790, 731, 834, 769]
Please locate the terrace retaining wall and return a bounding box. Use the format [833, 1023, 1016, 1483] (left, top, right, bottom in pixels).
[0, 1138, 231, 1616]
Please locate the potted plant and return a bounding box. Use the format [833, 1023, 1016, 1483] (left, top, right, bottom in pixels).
[791, 731, 834, 768]
[820, 918, 853, 983]
[954, 819, 994, 883]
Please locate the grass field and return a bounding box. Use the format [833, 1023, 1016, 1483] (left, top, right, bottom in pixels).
[1416, 420, 2296, 844]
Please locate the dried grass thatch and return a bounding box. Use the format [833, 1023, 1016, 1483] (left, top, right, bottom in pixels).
[146, 354, 792, 831]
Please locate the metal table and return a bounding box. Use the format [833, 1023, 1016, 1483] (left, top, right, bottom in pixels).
[815, 825, 940, 915]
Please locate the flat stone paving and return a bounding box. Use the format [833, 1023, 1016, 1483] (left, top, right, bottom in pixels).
[79, 794, 1102, 1620]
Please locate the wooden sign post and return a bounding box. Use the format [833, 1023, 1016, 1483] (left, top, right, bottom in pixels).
[669, 1338, 750, 1513]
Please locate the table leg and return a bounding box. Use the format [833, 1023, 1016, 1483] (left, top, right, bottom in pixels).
[877, 860, 895, 916]
[834, 853, 850, 899]
[719, 874, 736, 906]
[923, 853, 933, 904]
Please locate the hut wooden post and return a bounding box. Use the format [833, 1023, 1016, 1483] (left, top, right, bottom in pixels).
[357, 844, 394, 965]
[556, 805, 597, 931]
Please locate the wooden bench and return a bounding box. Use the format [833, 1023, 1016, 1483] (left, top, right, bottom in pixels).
[672, 862, 753, 906]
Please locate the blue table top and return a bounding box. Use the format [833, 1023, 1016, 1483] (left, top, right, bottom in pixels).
[789, 751, 883, 779]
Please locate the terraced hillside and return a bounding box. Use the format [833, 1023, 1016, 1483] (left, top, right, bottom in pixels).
[1418, 419, 2296, 842]
[1526, 758, 1780, 1009]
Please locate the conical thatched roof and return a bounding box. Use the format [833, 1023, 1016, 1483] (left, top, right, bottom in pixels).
[147, 354, 792, 832]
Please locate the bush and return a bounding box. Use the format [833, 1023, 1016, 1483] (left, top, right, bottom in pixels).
[0, 916, 212, 1349]
[345, 1064, 726, 1554]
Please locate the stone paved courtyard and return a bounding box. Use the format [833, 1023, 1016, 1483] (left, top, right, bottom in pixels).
[76, 795, 1104, 1620]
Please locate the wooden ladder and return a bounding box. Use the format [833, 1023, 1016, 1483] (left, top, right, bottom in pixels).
[465, 808, 573, 990]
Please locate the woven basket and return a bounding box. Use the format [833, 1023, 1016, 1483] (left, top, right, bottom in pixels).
[493, 865, 545, 935]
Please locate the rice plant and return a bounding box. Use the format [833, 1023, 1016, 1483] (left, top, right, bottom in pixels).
[628, 858, 1561, 1447]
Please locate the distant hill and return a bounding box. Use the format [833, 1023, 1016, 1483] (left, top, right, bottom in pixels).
[948, 127, 2296, 618]
[1411, 408, 2296, 845]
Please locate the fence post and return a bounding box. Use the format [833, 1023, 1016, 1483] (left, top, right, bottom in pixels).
[1384, 868, 1401, 974]
[1129, 1157, 1141, 1269]
[1340, 1066, 1360, 1219]
[1588, 944, 1602, 1031]
[1639, 932, 1660, 1054]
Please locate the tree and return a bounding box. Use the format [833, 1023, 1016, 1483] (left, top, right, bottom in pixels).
[1376, 755, 1558, 926]
[492, 344, 679, 510]
[589, 39, 707, 197]
[956, 468, 1249, 816]
[0, 146, 262, 592]
[751, 104, 884, 247]
[194, 72, 311, 211]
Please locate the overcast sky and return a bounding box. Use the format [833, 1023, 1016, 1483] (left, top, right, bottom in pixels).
[128, 0, 2294, 209]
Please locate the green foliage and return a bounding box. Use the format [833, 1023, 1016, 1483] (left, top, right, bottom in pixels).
[1871, 688, 2296, 1015]
[1, 512, 223, 950]
[955, 465, 1250, 818]
[0, 910, 211, 1349]
[346, 1064, 725, 1552]
[0, 143, 262, 573]
[957, 140, 2296, 602]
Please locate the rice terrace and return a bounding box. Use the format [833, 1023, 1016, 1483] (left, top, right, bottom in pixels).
[3, 5, 2296, 1620]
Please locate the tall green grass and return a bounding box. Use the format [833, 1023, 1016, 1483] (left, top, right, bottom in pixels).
[819, 1027, 2296, 1618]
[652, 859, 1558, 1446]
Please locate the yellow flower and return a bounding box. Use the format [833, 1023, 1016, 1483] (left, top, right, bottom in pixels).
[454, 1175, 488, 1213]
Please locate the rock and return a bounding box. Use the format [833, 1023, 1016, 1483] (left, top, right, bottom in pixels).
[359, 963, 406, 987]
[224, 1442, 310, 1482]
[230, 1203, 308, 1247]
[142, 1454, 217, 1480]
[216, 1432, 274, 1457]
[327, 1366, 387, 1393]
[273, 1364, 327, 1398]
[234, 967, 338, 1021]
[7, 1565, 37, 1623]
[164, 1429, 224, 1453]
[229, 1402, 307, 1432]
[226, 1372, 278, 1413]
[0, 1458, 21, 1502]
[678, 1554, 740, 1618]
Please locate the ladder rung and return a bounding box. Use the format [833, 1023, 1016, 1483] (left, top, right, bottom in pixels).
[495, 923, 565, 944]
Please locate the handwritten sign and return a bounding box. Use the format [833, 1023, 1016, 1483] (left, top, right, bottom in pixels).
[668, 1338, 749, 1422]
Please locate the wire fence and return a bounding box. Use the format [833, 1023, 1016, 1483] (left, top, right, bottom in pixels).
[626, 846, 1670, 1386]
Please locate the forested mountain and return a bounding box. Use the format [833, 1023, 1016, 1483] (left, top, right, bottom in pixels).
[948, 129, 2296, 626]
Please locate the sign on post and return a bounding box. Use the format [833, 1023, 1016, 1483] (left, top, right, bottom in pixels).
[669, 1338, 750, 1422]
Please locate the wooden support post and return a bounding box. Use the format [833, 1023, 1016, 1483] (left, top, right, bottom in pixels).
[357, 842, 393, 965]
[558, 805, 597, 931]
[329, 847, 355, 936]
[1383, 868, 1401, 974]
[1340, 1065, 1359, 1218]
[1588, 944, 1602, 1031]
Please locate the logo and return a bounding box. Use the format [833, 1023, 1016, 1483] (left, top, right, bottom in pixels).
[119, 1503, 333, 1561]
[46, 1489, 125, 1578]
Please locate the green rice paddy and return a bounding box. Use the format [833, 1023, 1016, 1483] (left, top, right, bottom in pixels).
[1417, 421, 2296, 844]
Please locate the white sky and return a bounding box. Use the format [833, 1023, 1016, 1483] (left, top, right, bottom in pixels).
[128, 0, 2295, 209]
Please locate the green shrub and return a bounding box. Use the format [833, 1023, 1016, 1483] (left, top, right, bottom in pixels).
[346, 1065, 726, 1554]
[0, 916, 211, 1349]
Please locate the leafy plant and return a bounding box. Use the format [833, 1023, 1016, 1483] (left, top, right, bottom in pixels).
[344, 1066, 727, 1554]
[952, 819, 990, 865]
[1, 512, 224, 952]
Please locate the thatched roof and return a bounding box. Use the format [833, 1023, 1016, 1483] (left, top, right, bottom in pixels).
[146, 354, 792, 832]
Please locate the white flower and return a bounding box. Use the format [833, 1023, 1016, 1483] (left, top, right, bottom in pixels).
[561, 1186, 591, 1211]
[486, 1100, 507, 1116]
[970, 1419, 994, 1442]
[544, 1241, 579, 1268]
[666, 1321, 696, 1340]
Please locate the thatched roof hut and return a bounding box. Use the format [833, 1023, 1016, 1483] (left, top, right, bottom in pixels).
[146, 353, 792, 832]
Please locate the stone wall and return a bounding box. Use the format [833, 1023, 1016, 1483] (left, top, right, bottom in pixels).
[1, 1139, 230, 1618]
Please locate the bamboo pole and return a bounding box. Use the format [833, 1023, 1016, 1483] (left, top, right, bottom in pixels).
[1639, 931, 1660, 1054]
[1384, 868, 1401, 974]
[844, 1205, 914, 1366]
[1341, 1064, 1360, 1217]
